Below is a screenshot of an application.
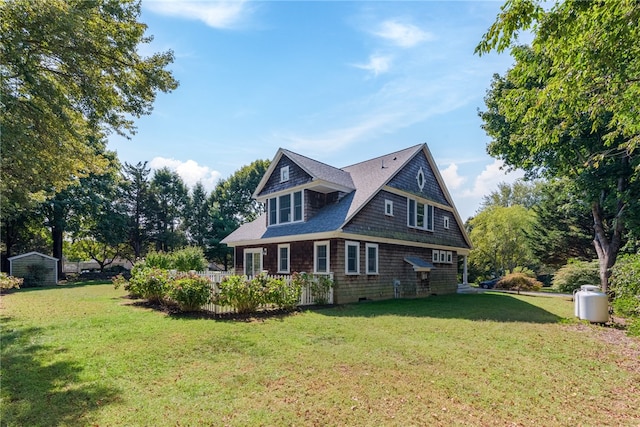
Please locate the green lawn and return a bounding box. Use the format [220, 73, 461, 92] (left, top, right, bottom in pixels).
[1, 284, 638, 426]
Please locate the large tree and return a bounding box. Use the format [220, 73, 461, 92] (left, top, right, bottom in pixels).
[0, 0, 177, 217]
[476, 0, 640, 291]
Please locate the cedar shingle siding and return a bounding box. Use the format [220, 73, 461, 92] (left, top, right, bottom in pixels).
[223, 144, 471, 304]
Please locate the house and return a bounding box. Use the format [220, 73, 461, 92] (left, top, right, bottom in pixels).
[222, 144, 472, 304]
[8, 251, 59, 286]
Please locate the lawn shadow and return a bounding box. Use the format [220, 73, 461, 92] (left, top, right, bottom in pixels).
[0, 318, 121, 426]
[313, 293, 565, 324]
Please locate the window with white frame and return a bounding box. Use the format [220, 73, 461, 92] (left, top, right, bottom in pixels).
[408, 198, 434, 231]
[345, 241, 360, 275]
[280, 166, 290, 182]
[244, 248, 263, 276]
[278, 244, 290, 273]
[268, 190, 304, 226]
[314, 241, 330, 274]
[385, 200, 394, 216]
[366, 243, 378, 275]
[432, 249, 453, 264]
[443, 216, 450, 230]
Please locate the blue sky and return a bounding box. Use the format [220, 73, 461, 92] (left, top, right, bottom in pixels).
[108, 0, 525, 220]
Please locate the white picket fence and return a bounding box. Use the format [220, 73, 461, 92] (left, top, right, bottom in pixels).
[195, 271, 334, 314]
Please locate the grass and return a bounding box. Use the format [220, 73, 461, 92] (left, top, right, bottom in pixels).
[1, 283, 639, 426]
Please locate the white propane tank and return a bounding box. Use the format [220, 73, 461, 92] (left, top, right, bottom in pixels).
[578, 290, 609, 323]
[574, 285, 601, 318]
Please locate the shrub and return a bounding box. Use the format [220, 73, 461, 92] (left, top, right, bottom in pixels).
[215, 275, 266, 314]
[144, 251, 173, 270]
[22, 263, 51, 287]
[0, 273, 23, 291]
[128, 265, 171, 304]
[171, 247, 207, 272]
[267, 276, 302, 310]
[609, 254, 640, 334]
[144, 247, 207, 272]
[496, 273, 543, 292]
[168, 273, 212, 312]
[552, 260, 600, 293]
[292, 272, 333, 305]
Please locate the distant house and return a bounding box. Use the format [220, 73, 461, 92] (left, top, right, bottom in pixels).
[8, 251, 59, 286]
[222, 144, 472, 304]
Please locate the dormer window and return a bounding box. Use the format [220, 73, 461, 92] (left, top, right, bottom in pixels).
[268, 190, 303, 226]
[280, 166, 290, 182]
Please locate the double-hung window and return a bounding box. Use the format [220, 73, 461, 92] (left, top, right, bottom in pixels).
[278, 244, 290, 273]
[407, 198, 434, 231]
[314, 241, 330, 274]
[268, 190, 304, 226]
[345, 241, 360, 275]
[366, 243, 378, 275]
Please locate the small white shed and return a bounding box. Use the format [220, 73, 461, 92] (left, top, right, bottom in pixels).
[8, 252, 59, 286]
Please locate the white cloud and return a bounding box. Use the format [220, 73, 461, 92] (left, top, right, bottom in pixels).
[440, 163, 466, 190]
[374, 20, 433, 48]
[462, 159, 525, 198]
[144, 0, 251, 29]
[352, 54, 392, 76]
[150, 157, 222, 192]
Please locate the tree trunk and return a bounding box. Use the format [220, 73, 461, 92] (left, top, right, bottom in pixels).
[591, 193, 625, 294]
[52, 225, 64, 280]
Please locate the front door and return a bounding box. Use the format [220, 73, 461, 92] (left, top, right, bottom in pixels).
[244, 249, 263, 277]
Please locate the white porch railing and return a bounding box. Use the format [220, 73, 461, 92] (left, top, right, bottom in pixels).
[195, 271, 334, 314]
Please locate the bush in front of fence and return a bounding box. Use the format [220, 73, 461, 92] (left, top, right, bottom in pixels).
[168, 273, 213, 312]
[114, 268, 212, 312]
[214, 273, 304, 314]
[292, 272, 333, 305]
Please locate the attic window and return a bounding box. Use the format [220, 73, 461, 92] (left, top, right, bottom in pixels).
[443, 216, 450, 230]
[416, 167, 425, 191]
[385, 200, 394, 216]
[280, 166, 290, 182]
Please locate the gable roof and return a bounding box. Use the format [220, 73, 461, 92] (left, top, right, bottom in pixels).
[223, 143, 472, 250]
[8, 251, 59, 261]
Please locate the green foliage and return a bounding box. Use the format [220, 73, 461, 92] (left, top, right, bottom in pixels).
[167, 273, 212, 312]
[144, 251, 174, 270]
[171, 247, 207, 272]
[0, 0, 177, 215]
[609, 254, 640, 324]
[476, 1, 640, 292]
[144, 247, 207, 272]
[21, 264, 52, 288]
[215, 275, 266, 314]
[469, 205, 539, 277]
[0, 273, 23, 291]
[496, 273, 543, 292]
[127, 264, 171, 304]
[292, 272, 334, 305]
[214, 159, 271, 225]
[552, 260, 600, 293]
[265, 276, 302, 311]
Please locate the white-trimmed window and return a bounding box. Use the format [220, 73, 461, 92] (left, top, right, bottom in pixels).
[244, 248, 263, 277]
[345, 241, 360, 275]
[278, 244, 290, 273]
[408, 198, 434, 231]
[385, 200, 394, 216]
[280, 166, 290, 182]
[268, 190, 304, 226]
[432, 249, 453, 264]
[314, 241, 330, 274]
[443, 216, 450, 230]
[446, 251, 453, 264]
[432, 249, 440, 264]
[366, 243, 378, 275]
